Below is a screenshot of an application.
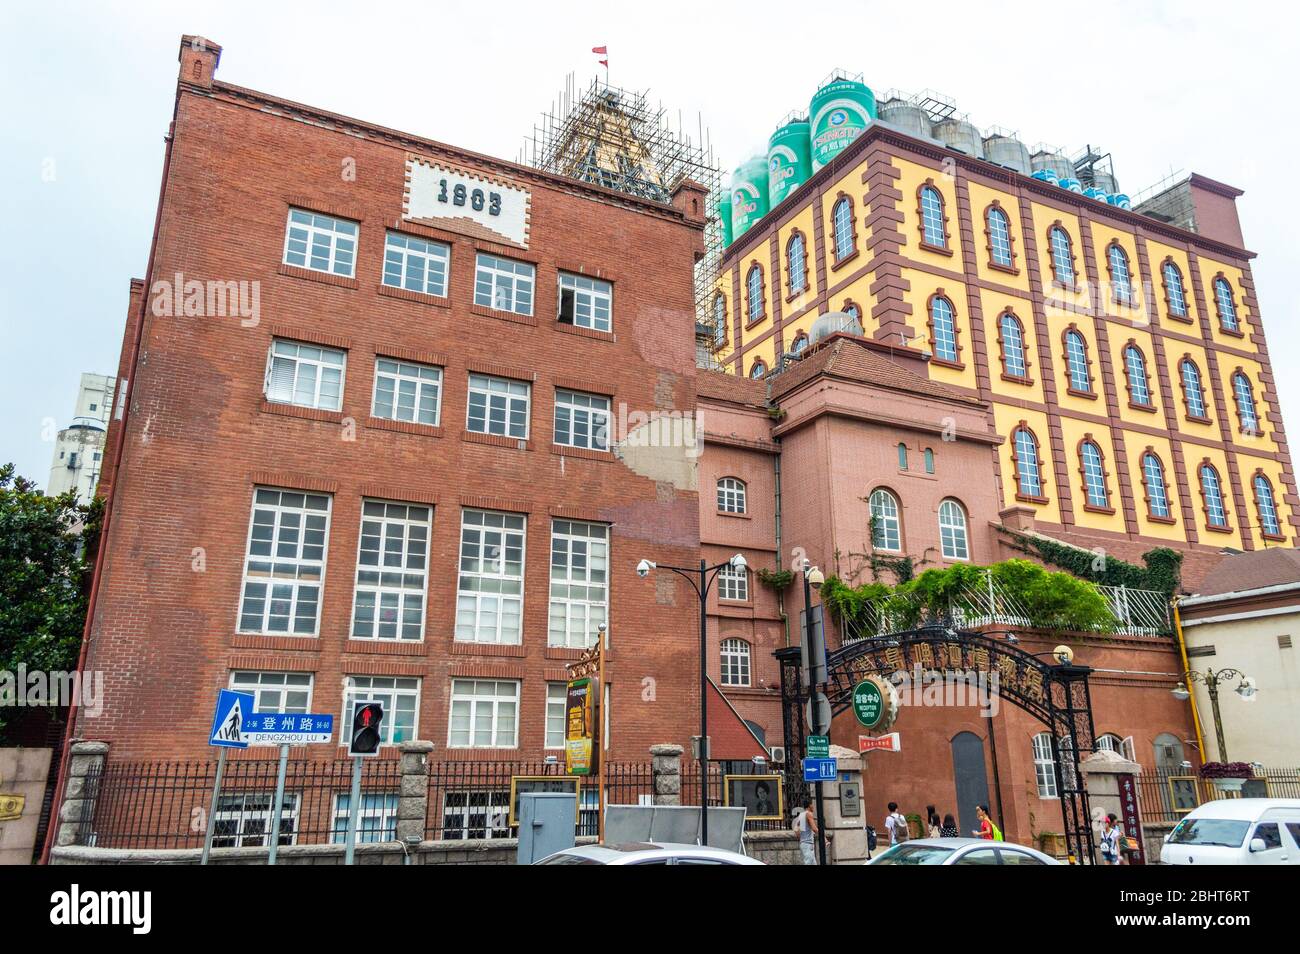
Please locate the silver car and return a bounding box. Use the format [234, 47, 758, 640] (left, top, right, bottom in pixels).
[536, 842, 765, 865]
[868, 837, 1061, 865]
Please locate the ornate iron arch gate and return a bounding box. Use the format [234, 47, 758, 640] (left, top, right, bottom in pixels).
[777, 625, 1098, 863]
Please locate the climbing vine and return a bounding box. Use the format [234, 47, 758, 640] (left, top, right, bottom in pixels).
[1002, 531, 1182, 595]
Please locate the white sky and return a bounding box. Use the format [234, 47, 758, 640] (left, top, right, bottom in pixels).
[3, 0, 1299, 490]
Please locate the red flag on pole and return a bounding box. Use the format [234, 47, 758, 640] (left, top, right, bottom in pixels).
[591, 46, 607, 54]
[593, 46, 609, 70]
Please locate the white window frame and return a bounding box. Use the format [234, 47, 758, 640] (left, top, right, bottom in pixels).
[1164, 262, 1188, 317]
[1215, 278, 1239, 330]
[1015, 429, 1042, 498]
[1234, 374, 1259, 433]
[382, 231, 449, 298]
[787, 233, 807, 292]
[938, 499, 969, 561]
[557, 272, 612, 333]
[548, 519, 609, 649]
[720, 637, 752, 687]
[713, 295, 727, 347]
[448, 678, 520, 749]
[718, 563, 749, 602]
[441, 790, 511, 840]
[474, 253, 535, 316]
[1125, 347, 1151, 406]
[228, 671, 314, 715]
[1182, 360, 1206, 418]
[870, 489, 902, 552]
[265, 339, 346, 412]
[746, 266, 763, 323]
[1081, 442, 1109, 509]
[988, 207, 1013, 267]
[211, 793, 300, 848]
[238, 488, 332, 636]
[1000, 314, 1027, 379]
[350, 500, 432, 642]
[455, 509, 526, 645]
[1050, 227, 1075, 286]
[545, 683, 567, 749]
[1255, 476, 1281, 536]
[1143, 454, 1170, 519]
[553, 389, 611, 451]
[1032, 733, 1059, 799]
[1109, 244, 1133, 304]
[342, 676, 420, 746]
[920, 186, 946, 248]
[467, 373, 530, 440]
[371, 357, 442, 427]
[832, 197, 854, 260]
[717, 477, 747, 514]
[931, 296, 958, 363]
[1065, 330, 1090, 393]
[282, 208, 357, 278]
[331, 792, 400, 845]
[1201, 466, 1227, 528]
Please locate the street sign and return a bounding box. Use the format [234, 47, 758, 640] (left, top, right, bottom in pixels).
[806, 735, 830, 759]
[242, 712, 335, 746]
[802, 757, 838, 782]
[852, 679, 884, 728]
[804, 692, 832, 735]
[208, 690, 253, 748]
[858, 732, 901, 753]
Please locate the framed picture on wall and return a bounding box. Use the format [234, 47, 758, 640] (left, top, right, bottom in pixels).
[1167, 775, 1200, 814]
[723, 774, 784, 821]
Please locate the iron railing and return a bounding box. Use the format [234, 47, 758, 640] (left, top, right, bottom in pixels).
[1134, 767, 1300, 828]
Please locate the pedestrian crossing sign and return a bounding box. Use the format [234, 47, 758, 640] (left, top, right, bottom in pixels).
[208, 689, 254, 748]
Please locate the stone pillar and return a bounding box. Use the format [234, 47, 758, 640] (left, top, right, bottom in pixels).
[1080, 749, 1143, 864]
[650, 744, 684, 806]
[821, 745, 869, 865]
[55, 741, 109, 847]
[396, 740, 435, 844]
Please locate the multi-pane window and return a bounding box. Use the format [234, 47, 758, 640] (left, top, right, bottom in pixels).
[749, 361, 766, 380]
[557, 273, 612, 332]
[1000, 313, 1027, 379]
[545, 683, 567, 749]
[448, 679, 519, 749]
[229, 671, 313, 714]
[832, 197, 854, 260]
[791, 334, 808, 355]
[1081, 441, 1108, 509]
[212, 793, 299, 848]
[930, 296, 958, 363]
[456, 510, 526, 644]
[720, 638, 751, 687]
[870, 489, 901, 552]
[1215, 278, 1239, 331]
[1032, 733, 1059, 798]
[1125, 346, 1151, 406]
[987, 207, 1013, 267]
[717, 477, 746, 514]
[352, 501, 431, 641]
[746, 265, 764, 322]
[1255, 476, 1281, 536]
[549, 519, 608, 648]
[919, 186, 945, 248]
[1164, 262, 1188, 317]
[467, 374, 530, 439]
[1108, 243, 1133, 305]
[265, 340, 345, 411]
[713, 294, 727, 347]
[1049, 226, 1075, 286]
[1064, 330, 1090, 393]
[442, 791, 511, 839]
[554, 389, 611, 451]
[372, 358, 441, 426]
[382, 232, 449, 297]
[1182, 360, 1207, 418]
[331, 793, 399, 844]
[718, 563, 749, 602]
[787, 233, 807, 292]
[938, 499, 969, 560]
[897, 443, 908, 470]
[238, 489, 331, 635]
[283, 208, 357, 277]
[1143, 454, 1171, 519]
[343, 676, 420, 745]
[1014, 428, 1042, 499]
[1201, 465, 1228, 528]
[924, 448, 935, 474]
[474, 253, 535, 315]
[1233, 373, 1259, 434]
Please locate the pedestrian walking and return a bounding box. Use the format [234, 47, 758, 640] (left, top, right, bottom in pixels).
[1100, 813, 1123, 865]
[885, 801, 909, 846]
[972, 804, 1002, 840]
[940, 813, 959, 838]
[797, 797, 819, 865]
[926, 805, 941, 838]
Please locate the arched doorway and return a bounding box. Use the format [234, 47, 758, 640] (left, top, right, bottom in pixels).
[951, 731, 989, 839]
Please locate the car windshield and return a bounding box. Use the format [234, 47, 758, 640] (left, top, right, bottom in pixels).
[536, 853, 606, 865]
[1167, 818, 1250, 848]
[872, 844, 955, 865]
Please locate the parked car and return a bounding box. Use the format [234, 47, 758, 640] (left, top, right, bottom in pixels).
[867, 837, 1060, 865]
[535, 842, 765, 865]
[1160, 799, 1300, 865]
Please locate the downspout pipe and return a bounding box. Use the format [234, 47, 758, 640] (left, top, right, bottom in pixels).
[1171, 597, 1207, 763]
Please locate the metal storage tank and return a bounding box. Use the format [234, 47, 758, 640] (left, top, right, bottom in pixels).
[1031, 151, 1075, 181]
[717, 189, 734, 248]
[933, 119, 985, 158]
[730, 156, 771, 239]
[983, 135, 1031, 174]
[1091, 170, 1119, 194]
[768, 120, 813, 207]
[809, 78, 877, 171]
[878, 98, 931, 138]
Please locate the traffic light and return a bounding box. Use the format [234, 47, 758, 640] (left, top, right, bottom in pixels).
[348, 701, 385, 757]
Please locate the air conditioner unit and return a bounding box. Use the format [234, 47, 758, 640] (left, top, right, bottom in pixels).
[769, 746, 786, 765]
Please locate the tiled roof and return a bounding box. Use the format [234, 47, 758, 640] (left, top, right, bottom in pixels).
[768, 336, 983, 406]
[696, 369, 768, 408]
[1192, 547, 1300, 598]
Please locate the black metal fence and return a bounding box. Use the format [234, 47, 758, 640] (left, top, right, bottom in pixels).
[1135, 767, 1300, 828]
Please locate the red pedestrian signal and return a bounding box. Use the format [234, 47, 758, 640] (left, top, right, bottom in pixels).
[348, 701, 385, 757]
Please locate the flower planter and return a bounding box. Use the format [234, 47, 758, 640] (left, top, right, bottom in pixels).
[1211, 777, 1247, 794]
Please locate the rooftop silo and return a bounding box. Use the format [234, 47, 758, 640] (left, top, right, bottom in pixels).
[1031, 151, 1075, 182]
[768, 119, 813, 208]
[983, 135, 1032, 174]
[878, 98, 931, 138]
[1091, 170, 1119, 194]
[933, 119, 985, 158]
[809, 77, 877, 171]
[731, 156, 771, 240]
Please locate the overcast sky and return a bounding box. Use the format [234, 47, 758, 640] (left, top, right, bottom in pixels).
[3, 1, 1298, 491]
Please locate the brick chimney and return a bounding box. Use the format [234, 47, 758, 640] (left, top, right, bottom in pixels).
[178, 35, 222, 89]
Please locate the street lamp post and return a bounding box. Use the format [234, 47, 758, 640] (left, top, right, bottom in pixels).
[636, 552, 748, 847]
[1172, 668, 1257, 763]
[801, 560, 828, 866]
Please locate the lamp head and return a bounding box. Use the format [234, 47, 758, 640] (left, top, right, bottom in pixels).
[1052, 644, 1074, 665]
[730, 553, 748, 572]
[636, 559, 655, 579]
[1235, 677, 1258, 701]
[1171, 683, 1190, 701]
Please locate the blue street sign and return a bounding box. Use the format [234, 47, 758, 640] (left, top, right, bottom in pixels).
[803, 757, 838, 782]
[209, 690, 254, 748]
[241, 712, 335, 746]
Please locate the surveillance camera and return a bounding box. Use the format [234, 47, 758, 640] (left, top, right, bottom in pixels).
[1053, 644, 1074, 665]
[636, 559, 655, 579]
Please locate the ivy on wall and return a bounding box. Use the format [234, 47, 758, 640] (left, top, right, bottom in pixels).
[1002, 530, 1182, 596]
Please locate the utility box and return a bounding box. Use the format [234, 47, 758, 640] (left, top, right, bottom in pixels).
[517, 792, 578, 864]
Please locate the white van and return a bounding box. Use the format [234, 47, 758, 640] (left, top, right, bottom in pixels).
[1161, 798, 1300, 865]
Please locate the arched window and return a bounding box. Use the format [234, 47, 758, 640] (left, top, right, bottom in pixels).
[717, 477, 746, 514]
[1097, 734, 1132, 760]
[1013, 427, 1043, 500]
[1181, 359, 1207, 419]
[1214, 277, 1240, 332]
[746, 265, 764, 324]
[1032, 733, 1058, 798]
[1124, 345, 1152, 407]
[786, 232, 807, 294]
[1108, 241, 1134, 306]
[1063, 328, 1091, 394]
[748, 359, 766, 380]
[999, 311, 1028, 380]
[919, 185, 947, 249]
[1153, 733, 1186, 774]
[832, 196, 854, 262]
[843, 301, 860, 322]
[869, 488, 902, 552]
[1162, 260, 1188, 318]
[1049, 226, 1075, 287]
[712, 293, 727, 347]
[929, 295, 959, 364]
[1142, 452, 1171, 520]
[924, 447, 935, 474]
[790, 332, 808, 355]
[938, 499, 969, 560]
[1233, 372, 1259, 435]
[720, 638, 752, 687]
[1200, 463, 1228, 528]
[897, 443, 908, 470]
[1080, 440, 1109, 510]
[1254, 473, 1281, 537]
[986, 205, 1013, 268]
